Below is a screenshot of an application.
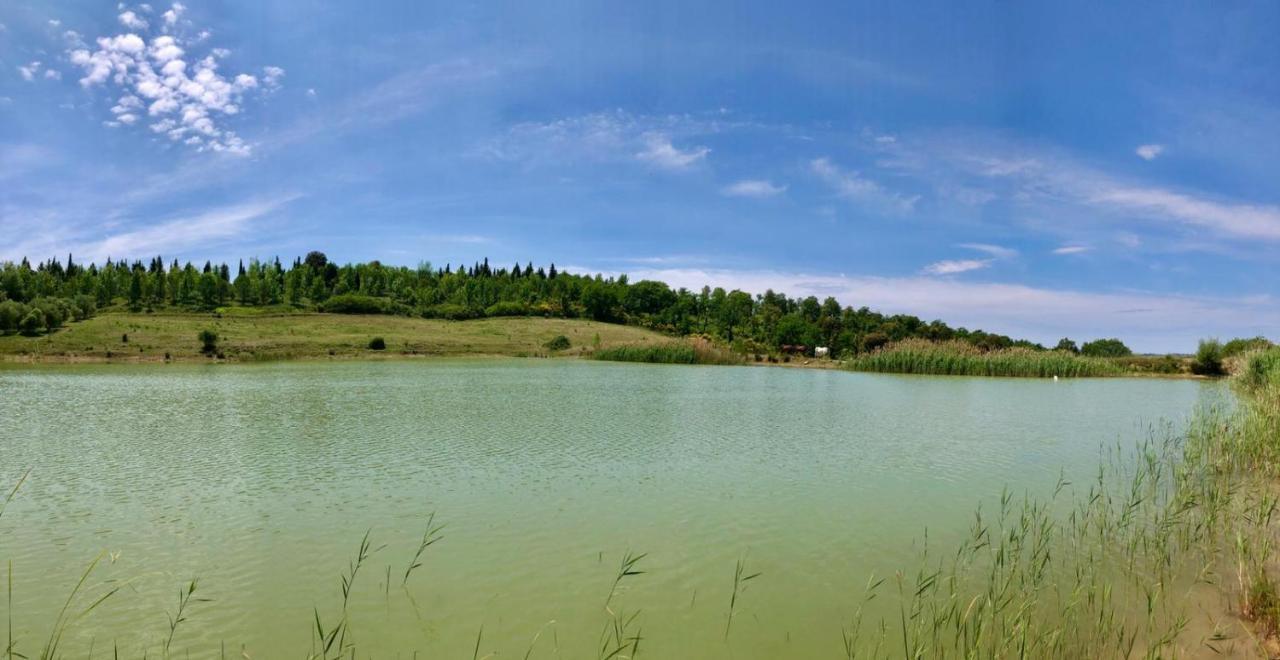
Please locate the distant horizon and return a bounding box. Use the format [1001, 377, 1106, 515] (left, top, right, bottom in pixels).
[3, 1, 1278, 352]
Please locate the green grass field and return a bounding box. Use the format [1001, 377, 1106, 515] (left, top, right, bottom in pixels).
[0, 310, 670, 362]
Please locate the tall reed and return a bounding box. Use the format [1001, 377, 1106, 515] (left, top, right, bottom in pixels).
[847, 339, 1124, 378]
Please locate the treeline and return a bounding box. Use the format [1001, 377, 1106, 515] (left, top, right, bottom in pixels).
[0, 251, 1145, 358]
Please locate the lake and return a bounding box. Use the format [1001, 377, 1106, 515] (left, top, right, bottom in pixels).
[0, 360, 1214, 658]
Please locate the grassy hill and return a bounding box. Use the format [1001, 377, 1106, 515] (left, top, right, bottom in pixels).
[0, 309, 670, 363]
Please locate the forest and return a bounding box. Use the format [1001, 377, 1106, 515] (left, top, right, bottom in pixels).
[0, 251, 1138, 358]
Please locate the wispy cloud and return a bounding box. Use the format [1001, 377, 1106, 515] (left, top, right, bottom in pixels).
[635, 132, 709, 170]
[721, 179, 786, 198]
[1053, 245, 1092, 255]
[1135, 144, 1164, 161]
[1, 195, 299, 263]
[810, 157, 918, 212]
[921, 258, 991, 275]
[879, 132, 1280, 243]
[957, 243, 1017, 259]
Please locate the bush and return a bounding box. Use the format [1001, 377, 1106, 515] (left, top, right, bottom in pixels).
[368, 337, 386, 350]
[544, 335, 571, 351]
[421, 303, 481, 321]
[1191, 338, 1225, 376]
[198, 329, 219, 354]
[0, 300, 26, 334]
[1224, 336, 1273, 358]
[320, 294, 393, 315]
[1081, 338, 1132, 358]
[485, 301, 529, 317]
[19, 310, 44, 336]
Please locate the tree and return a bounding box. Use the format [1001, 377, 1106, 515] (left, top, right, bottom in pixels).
[581, 282, 619, 321]
[1080, 338, 1132, 358]
[1191, 338, 1225, 376]
[624, 280, 677, 317]
[1054, 338, 1080, 354]
[304, 251, 329, 273]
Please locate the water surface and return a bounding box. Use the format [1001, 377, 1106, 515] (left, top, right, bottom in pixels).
[0, 360, 1212, 657]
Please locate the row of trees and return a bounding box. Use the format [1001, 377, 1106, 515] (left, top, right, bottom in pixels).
[0, 252, 1140, 357]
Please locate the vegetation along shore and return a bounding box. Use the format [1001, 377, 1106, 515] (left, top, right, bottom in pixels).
[1, 252, 1271, 375]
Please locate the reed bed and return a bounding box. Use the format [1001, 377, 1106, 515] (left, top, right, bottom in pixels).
[847, 339, 1125, 378]
[593, 337, 741, 365]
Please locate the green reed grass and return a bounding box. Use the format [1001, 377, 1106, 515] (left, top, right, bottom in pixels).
[594, 337, 741, 365]
[848, 339, 1125, 378]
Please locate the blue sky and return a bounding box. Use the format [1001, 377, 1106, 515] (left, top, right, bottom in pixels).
[2, 1, 1278, 351]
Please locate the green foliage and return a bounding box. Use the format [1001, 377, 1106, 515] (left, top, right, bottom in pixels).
[1054, 337, 1079, 354]
[1242, 347, 1280, 391]
[594, 343, 698, 364]
[1191, 338, 1225, 376]
[422, 303, 480, 320]
[543, 335, 570, 351]
[484, 301, 529, 317]
[368, 337, 387, 351]
[198, 329, 218, 354]
[1080, 338, 1132, 358]
[848, 339, 1123, 378]
[18, 310, 43, 336]
[320, 294, 394, 315]
[1223, 336, 1273, 358]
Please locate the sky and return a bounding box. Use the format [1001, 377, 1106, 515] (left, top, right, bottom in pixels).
[1, 1, 1278, 352]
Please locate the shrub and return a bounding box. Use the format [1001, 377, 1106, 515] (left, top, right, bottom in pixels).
[1191, 338, 1225, 376]
[18, 310, 44, 336]
[368, 337, 386, 350]
[544, 335, 571, 351]
[484, 301, 529, 317]
[421, 303, 481, 321]
[198, 329, 219, 354]
[1224, 336, 1273, 358]
[1081, 338, 1132, 358]
[594, 344, 697, 364]
[0, 300, 25, 334]
[320, 294, 393, 315]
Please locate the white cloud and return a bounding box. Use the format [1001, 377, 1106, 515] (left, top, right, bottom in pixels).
[48, 19, 61, 28]
[118, 10, 148, 30]
[1135, 144, 1164, 161]
[162, 2, 185, 26]
[635, 132, 709, 170]
[888, 134, 1280, 243]
[18, 62, 41, 81]
[1086, 186, 1280, 241]
[811, 157, 919, 212]
[957, 243, 1017, 259]
[65, 18, 283, 154]
[921, 258, 992, 275]
[721, 179, 786, 198]
[613, 266, 1280, 353]
[1052, 245, 1091, 255]
[44, 69, 61, 81]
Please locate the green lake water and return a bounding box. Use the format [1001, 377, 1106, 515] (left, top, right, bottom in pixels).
[0, 360, 1214, 658]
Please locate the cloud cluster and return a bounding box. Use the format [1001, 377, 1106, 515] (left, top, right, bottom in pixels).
[65, 3, 283, 154]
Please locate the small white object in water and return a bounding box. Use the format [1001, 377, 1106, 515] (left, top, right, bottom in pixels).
[1053, 375, 1059, 382]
